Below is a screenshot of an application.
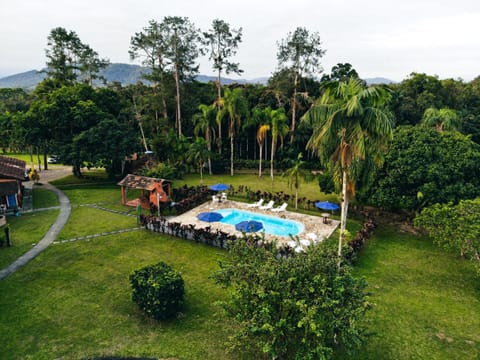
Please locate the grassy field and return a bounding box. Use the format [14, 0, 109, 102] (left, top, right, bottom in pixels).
[0, 210, 59, 269]
[180, 173, 340, 203]
[344, 227, 480, 360]
[0, 172, 478, 359]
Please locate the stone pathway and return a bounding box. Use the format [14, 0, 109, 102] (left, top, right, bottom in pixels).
[53, 227, 141, 244]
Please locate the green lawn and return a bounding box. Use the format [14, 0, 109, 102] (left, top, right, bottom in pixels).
[0, 172, 478, 359]
[0, 231, 237, 360]
[0, 210, 59, 269]
[181, 173, 340, 203]
[32, 187, 60, 209]
[344, 227, 480, 360]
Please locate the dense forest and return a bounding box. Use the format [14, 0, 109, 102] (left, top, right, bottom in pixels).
[1, 19, 480, 214]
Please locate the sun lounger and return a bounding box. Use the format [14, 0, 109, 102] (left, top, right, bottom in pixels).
[271, 202, 288, 212]
[259, 200, 274, 211]
[247, 198, 264, 208]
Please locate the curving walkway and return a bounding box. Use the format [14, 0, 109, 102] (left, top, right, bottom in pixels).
[0, 183, 71, 280]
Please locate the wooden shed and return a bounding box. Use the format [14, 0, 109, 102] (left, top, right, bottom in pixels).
[118, 174, 172, 209]
[0, 155, 26, 211]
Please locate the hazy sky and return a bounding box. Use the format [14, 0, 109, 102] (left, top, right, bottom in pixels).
[1, 0, 479, 81]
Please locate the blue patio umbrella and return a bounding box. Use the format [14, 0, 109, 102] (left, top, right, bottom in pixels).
[209, 183, 230, 191]
[197, 212, 224, 222]
[315, 201, 340, 211]
[235, 220, 263, 233]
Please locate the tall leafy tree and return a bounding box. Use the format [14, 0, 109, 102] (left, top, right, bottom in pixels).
[303, 79, 393, 263]
[129, 20, 169, 128]
[203, 19, 243, 103]
[277, 27, 326, 140]
[257, 124, 270, 177]
[203, 19, 243, 152]
[368, 126, 480, 211]
[162, 16, 203, 137]
[220, 87, 248, 176]
[269, 108, 289, 180]
[45, 27, 109, 86]
[193, 103, 217, 175]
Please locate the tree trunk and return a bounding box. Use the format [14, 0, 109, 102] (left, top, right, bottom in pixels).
[290, 73, 298, 143]
[43, 144, 48, 171]
[338, 169, 349, 266]
[270, 138, 275, 180]
[207, 135, 212, 175]
[174, 63, 182, 137]
[200, 163, 203, 183]
[295, 188, 298, 209]
[230, 133, 234, 176]
[217, 68, 223, 154]
[258, 143, 263, 177]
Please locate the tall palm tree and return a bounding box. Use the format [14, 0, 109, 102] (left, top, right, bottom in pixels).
[257, 124, 270, 177]
[422, 107, 459, 132]
[221, 87, 248, 176]
[269, 108, 289, 180]
[303, 79, 393, 264]
[283, 153, 311, 209]
[193, 104, 217, 175]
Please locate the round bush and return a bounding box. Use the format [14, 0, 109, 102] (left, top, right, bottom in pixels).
[129, 262, 184, 320]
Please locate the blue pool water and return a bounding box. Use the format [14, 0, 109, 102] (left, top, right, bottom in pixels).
[214, 208, 304, 237]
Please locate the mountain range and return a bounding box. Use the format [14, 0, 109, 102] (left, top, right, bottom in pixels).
[0, 63, 393, 90]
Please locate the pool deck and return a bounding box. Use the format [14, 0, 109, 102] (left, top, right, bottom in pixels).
[171, 200, 339, 246]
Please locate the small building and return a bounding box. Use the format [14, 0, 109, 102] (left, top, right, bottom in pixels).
[0, 155, 26, 212]
[118, 174, 172, 209]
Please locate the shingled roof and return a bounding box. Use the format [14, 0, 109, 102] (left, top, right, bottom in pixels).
[117, 174, 170, 191]
[0, 155, 26, 181]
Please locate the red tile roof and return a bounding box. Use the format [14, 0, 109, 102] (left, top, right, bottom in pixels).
[0, 155, 26, 181]
[117, 174, 170, 191]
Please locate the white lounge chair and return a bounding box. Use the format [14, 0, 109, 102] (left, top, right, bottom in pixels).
[271, 202, 288, 212]
[259, 200, 274, 210]
[299, 239, 311, 247]
[212, 195, 219, 203]
[220, 192, 228, 202]
[247, 198, 264, 208]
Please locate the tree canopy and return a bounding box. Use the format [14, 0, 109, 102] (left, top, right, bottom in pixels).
[368, 126, 480, 211]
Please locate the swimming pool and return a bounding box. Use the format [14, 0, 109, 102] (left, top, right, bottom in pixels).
[215, 208, 304, 237]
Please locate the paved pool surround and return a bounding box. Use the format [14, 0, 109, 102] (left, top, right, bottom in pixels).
[171, 200, 339, 246]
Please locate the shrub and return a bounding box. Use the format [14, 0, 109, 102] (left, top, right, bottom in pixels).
[143, 162, 184, 180]
[129, 262, 185, 320]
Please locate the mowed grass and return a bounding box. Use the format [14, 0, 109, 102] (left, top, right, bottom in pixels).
[343, 227, 480, 360]
[0, 231, 237, 360]
[56, 207, 137, 241]
[32, 187, 59, 209]
[181, 173, 340, 203]
[0, 210, 59, 269]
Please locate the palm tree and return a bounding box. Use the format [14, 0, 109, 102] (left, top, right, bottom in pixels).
[422, 107, 459, 132]
[303, 79, 393, 264]
[186, 137, 211, 183]
[193, 104, 217, 175]
[283, 153, 312, 209]
[257, 124, 270, 177]
[269, 108, 289, 180]
[221, 87, 248, 176]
